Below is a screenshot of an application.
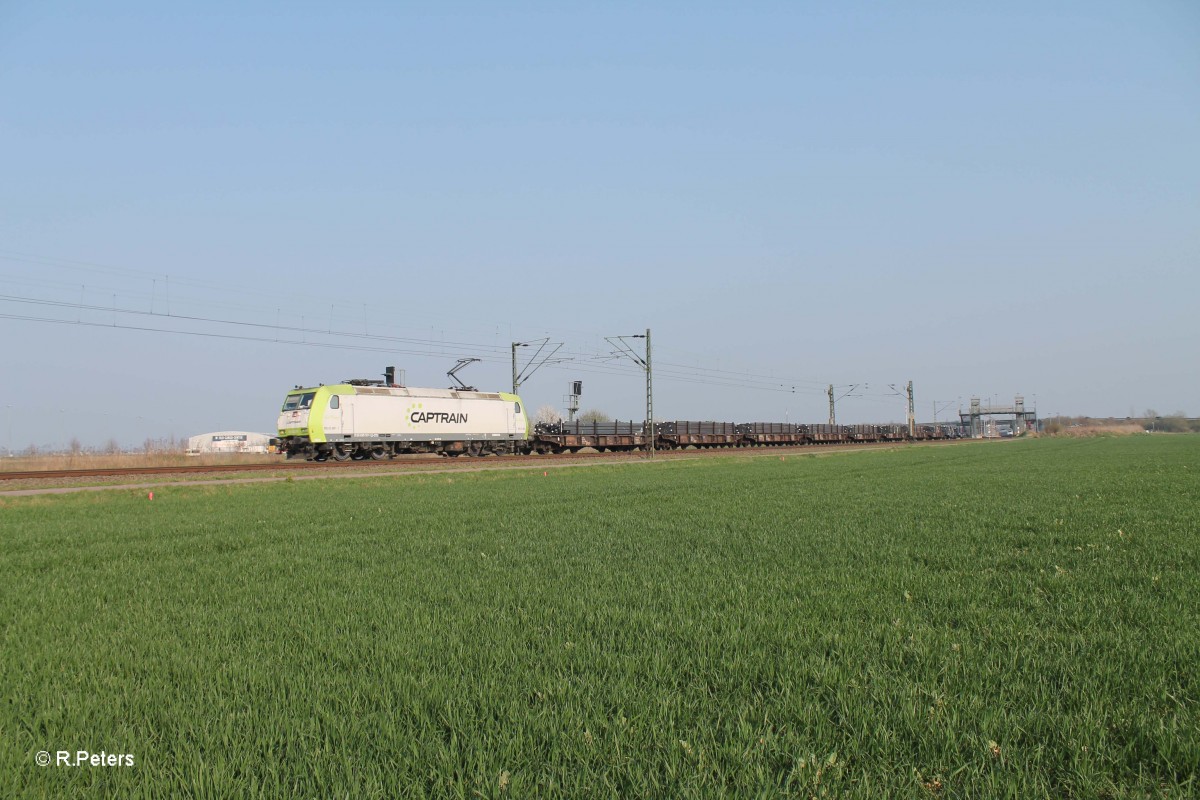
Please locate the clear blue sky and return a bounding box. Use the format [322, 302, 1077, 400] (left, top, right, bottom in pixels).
[2, 1, 1197, 449]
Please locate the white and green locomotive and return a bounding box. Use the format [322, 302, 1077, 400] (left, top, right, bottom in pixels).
[277, 379, 530, 461]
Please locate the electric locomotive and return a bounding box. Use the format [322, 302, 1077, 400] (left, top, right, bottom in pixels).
[277, 380, 529, 461]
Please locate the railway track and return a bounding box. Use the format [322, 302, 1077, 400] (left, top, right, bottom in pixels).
[0, 439, 951, 483]
[0, 450, 652, 481]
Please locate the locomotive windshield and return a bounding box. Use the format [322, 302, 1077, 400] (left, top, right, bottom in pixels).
[282, 392, 316, 411]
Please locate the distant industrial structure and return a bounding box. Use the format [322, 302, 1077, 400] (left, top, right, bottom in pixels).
[186, 431, 275, 455]
[960, 396, 1038, 438]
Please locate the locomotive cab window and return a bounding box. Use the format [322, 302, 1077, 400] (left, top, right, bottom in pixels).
[514, 402, 521, 414]
[329, 395, 340, 409]
[282, 392, 316, 411]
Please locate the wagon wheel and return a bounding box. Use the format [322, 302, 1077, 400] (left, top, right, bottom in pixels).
[368, 445, 389, 460]
[493, 441, 509, 456]
[331, 444, 352, 461]
[466, 441, 484, 457]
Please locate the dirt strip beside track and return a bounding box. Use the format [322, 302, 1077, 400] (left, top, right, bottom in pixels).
[0, 454, 670, 496]
[0, 442, 969, 497]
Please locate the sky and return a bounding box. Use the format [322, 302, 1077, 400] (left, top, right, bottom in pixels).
[1, 1, 1197, 450]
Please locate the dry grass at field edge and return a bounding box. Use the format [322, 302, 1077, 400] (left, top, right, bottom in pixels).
[1, 452, 292, 473]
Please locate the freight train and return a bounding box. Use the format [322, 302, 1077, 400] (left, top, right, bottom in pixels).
[276, 376, 962, 461]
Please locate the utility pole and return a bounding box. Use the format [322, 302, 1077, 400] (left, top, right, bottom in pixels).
[605, 329, 653, 457]
[828, 384, 861, 427]
[511, 342, 525, 395]
[932, 399, 956, 424]
[887, 382, 916, 435]
[907, 380, 915, 437]
[511, 338, 564, 395]
[645, 327, 653, 457]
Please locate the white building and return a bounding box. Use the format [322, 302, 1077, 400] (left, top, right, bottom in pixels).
[186, 431, 275, 455]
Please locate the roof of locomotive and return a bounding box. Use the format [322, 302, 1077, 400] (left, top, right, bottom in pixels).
[287, 384, 513, 401]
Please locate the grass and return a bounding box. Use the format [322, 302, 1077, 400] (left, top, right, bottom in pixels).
[1, 436, 1197, 798]
[0, 452, 282, 473]
[1040, 423, 1147, 437]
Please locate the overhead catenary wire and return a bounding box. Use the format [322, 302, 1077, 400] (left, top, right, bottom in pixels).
[0, 312, 472, 359]
[0, 303, 821, 396]
[0, 293, 511, 355]
[0, 289, 832, 395]
[1, 249, 866, 399]
[2, 249, 834, 390]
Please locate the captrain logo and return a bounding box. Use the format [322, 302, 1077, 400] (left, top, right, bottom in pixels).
[406, 403, 468, 428]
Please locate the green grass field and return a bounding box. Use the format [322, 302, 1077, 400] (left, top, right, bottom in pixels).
[2, 436, 1197, 798]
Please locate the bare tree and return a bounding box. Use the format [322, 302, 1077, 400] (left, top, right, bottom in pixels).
[1158, 411, 1190, 433]
[534, 405, 563, 425]
[69, 436, 83, 456]
[104, 438, 121, 455]
[578, 409, 611, 423]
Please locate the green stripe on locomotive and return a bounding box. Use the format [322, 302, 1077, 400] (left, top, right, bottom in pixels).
[278, 384, 358, 444]
[499, 391, 530, 438]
